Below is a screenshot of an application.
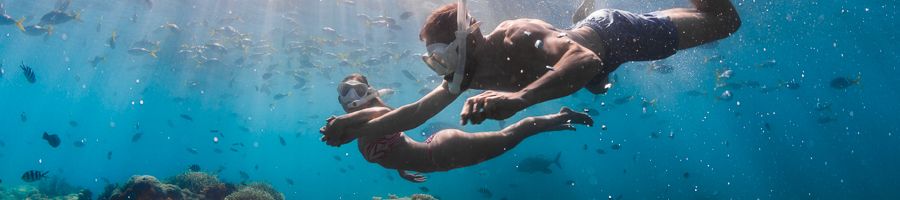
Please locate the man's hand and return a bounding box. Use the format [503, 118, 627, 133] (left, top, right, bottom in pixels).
[460, 91, 529, 125]
[398, 170, 427, 183]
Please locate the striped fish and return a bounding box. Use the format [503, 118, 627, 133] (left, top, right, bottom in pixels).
[21, 170, 48, 182]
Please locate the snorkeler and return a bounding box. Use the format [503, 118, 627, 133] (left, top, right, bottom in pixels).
[322, 74, 593, 182]
[322, 0, 740, 146]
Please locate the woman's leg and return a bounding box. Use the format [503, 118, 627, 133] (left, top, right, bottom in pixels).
[429, 107, 593, 171]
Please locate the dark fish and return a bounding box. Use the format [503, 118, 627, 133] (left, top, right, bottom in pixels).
[683, 172, 690, 179]
[43, 132, 61, 148]
[186, 147, 199, 154]
[419, 186, 429, 192]
[69, 120, 78, 127]
[107, 31, 117, 49]
[278, 135, 287, 146]
[189, 164, 201, 172]
[817, 115, 836, 124]
[401, 70, 418, 82]
[73, 138, 86, 147]
[399, 11, 413, 20]
[262, 72, 273, 80]
[717, 90, 733, 101]
[131, 132, 143, 143]
[830, 74, 861, 89]
[517, 152, 562, 174]
[229, 147, 239, 152]
[596, 149, 606, 155]
[239, 171, 249, 180]
[582, 144, 588, 150]
[477, 187, 493, 198]
[650, 131, 660, 139]
[22, 24, 52, 36]
[333, 155, 342, 161]
[815, 102, 832, 111]
[107, 151, 112, 160]
[273, 92, 290, 100]
[781, 81, 800, 90]
[20, 112, 27, 122]
[757, 59, 777, 68]
[21, 170, 49, 182]
[613, 95, 634, 105]
[180, 114, 193, 122]
[611, 143, 622, 150]
[20, 62, 36, 83]
[285, 178, 295, 185]
[649, 62, 674, 74]
[214, 148, 223, 154]
[39, 10, 79, 25]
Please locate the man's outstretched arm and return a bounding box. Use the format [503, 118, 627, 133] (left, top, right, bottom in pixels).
[657, 0, 741, 49]
[460, 45, 601, 125]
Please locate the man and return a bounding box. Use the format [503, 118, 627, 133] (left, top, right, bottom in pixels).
[322, 0, 740, 146]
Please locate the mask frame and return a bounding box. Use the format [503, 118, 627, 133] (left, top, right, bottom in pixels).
[421, 0, 481, 94]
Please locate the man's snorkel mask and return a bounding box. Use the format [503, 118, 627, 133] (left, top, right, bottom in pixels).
[421, 0, 481, 95]
[338, 80, 379, 109]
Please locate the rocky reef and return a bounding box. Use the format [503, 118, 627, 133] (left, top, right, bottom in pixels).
[98, 172, 282, 200]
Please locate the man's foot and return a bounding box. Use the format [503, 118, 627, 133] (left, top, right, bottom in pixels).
[549, 107, 594, 131]
[573, 0, 596, 24]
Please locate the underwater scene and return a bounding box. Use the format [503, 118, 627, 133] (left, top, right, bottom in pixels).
[0, 0, 898, 199]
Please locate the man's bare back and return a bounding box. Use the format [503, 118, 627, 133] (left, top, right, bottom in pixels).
[466, 18, 603, 93]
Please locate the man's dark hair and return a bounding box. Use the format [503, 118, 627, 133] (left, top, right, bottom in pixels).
[420, 3, 460, 44]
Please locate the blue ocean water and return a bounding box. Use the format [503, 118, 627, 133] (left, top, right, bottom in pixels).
[0, 0, 898, 199]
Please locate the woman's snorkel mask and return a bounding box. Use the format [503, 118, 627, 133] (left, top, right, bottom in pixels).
[421, 0, 481, 95]
[338, 80, 379, 109]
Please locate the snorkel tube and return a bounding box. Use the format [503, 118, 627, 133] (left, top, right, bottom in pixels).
[448, 0, 470, 95]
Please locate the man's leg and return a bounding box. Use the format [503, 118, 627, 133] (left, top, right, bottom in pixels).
[430, 107, 593, 170]
[655, 0, 741, 49]
[573, 0, 596, 24]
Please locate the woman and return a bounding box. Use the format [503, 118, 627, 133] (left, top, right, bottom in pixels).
[321, 74, 593, 182]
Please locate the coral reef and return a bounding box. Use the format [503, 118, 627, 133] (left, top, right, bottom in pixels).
[101, 175, 192, 200]
[2, 171, 285, 200]
[169, 171, 236, 199]
[224, 182, 284, 200]
[372, 193, 439, 200]
[223, 187, 275, 200]
[95, 172, 281, 200]
[0, 184, 91, 200]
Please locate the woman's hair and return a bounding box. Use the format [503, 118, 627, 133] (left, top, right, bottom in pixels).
[342, 73, 368, 84]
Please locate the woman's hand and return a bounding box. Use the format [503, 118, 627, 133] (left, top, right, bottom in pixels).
[321, 116, 356, 147]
